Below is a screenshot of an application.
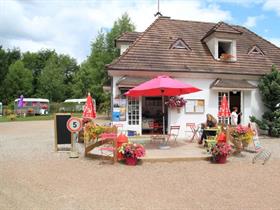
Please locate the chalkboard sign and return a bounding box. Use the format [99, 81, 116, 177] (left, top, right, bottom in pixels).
[54, 113, 72, 151]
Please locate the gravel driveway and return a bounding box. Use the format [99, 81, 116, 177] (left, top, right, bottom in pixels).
[1, 120, 280, 210]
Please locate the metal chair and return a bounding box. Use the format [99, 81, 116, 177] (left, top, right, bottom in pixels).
[114, 123, 125, 135]
[149, 122, 164, 144]
[185, 123, 200, 142]
[166, 125, 180, 144]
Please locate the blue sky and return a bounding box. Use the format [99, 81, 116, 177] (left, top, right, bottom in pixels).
[0, 0, 280, 63]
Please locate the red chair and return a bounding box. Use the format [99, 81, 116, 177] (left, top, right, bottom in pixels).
[149, 122, 164, 144]
[166, 125, 180, 144]
[185, 123, 199, 142]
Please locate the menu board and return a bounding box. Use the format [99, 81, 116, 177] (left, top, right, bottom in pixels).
[185, 99, 205, 113]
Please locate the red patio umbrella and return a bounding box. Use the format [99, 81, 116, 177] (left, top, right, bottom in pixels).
[218, 94, 230, 123]
[83, 93, 96, 119]
[125, 75, 201, 135]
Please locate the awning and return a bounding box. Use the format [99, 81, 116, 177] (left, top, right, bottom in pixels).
[117, 77, 149, 88]
[210, 78, 257, 90]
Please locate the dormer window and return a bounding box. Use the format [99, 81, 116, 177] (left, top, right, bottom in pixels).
[170, 38, 191, 51]
[218, 41, 232, 58]
[217, 39, 236, 61]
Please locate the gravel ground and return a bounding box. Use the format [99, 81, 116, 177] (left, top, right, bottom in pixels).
[1, 120, 280, 210]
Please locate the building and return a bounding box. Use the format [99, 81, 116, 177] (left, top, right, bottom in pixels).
[106, 16, 280, 137]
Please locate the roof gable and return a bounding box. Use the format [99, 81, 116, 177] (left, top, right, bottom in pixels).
[201, 21, 242, 41]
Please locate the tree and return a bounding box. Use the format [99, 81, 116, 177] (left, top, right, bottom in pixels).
[37, 55, 66, 102]
[3, 60, 33, 101]
[74, 13, 135, 111]
[106, 12, 136, 61]
[251, 65, 280, 136]
[58, 54, 79, 99]
[22, 49, 56, 96]
[0, 46, 21, 103]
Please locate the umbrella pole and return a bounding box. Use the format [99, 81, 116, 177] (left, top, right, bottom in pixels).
[162, 95, 165, 135]
[159, 94, 170, 149]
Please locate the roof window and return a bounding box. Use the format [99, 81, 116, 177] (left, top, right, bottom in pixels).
[170, 39, 191, 51]
[248, 45, 264, 56]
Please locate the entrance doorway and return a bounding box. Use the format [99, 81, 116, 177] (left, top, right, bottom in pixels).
[229, 91, 241, 124]
[142, 97, 167, 134]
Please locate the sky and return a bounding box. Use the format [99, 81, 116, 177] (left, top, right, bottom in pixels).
[1, 0, 280, 63]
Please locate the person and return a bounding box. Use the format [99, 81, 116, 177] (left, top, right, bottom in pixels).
[198, 114, 217, 144]
[231, 107, 242, 126]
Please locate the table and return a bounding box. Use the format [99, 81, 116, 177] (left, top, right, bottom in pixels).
[204, 128, 218, 139]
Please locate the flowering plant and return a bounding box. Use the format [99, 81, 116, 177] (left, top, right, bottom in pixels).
[231, 125, 253, 145]
[118, 142, 145, 159]
[165, 96, 186, 108]
[220, 53, 235, 60]
[84, 122, 117, 143]
[210, 142, 232, 157]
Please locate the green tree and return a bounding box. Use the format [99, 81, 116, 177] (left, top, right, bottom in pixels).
[250, 65, 280, 137]
[3, 60, 33, 101]
[0, 46, 21, 103]
[22, 50, 56, 96]
[37, 55, 66, 102]
[73, 13, 135, 111]
[58, 54, 79, 99]
[106, 12, 136, 61]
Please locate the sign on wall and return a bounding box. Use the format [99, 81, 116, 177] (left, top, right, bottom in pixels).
[113, 99, 126, 121]
[185, 99, 205, 113]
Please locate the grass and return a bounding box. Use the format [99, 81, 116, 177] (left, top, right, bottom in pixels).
[0, 113, 86, 123]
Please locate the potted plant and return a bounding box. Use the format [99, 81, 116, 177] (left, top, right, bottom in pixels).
[230, 125, 253, 154]
[118, 142, 145, 165]
[220, 53, 235, 61]
[210, 142, 232, 163]
[165, 96, 186, 113]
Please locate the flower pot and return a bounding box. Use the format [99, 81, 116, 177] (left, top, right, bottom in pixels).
[232, 138, 242, 154]
[125, 157, 138, 166]
[216, 155, 227, 164]
[176, 108, 181, 113]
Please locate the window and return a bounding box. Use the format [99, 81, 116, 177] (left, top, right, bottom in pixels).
[127, 97, 140, 125]
[218, 92, 230, 124]
[185, 99, 205, 113]
[248, 45, 264, 56]
[170, 39, 191, 51]
[218, 41, 234, 60]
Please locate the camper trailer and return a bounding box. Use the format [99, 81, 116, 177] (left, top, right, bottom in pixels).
[14, 98, 49, 115]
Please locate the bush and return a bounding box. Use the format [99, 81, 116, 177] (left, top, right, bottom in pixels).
[252, 65, 280, 137]
[49, 102, 61, 114]
[8, 114, 17, 121]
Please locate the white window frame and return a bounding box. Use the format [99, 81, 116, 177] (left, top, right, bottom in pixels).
[215, 38, 237, 61]
[127, 97, 140, 125]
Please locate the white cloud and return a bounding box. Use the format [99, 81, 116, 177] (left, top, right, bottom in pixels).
[243, 15, 265, 28]
[207, 0, 264, 7]
[263, 0, 280, 16]
[0, 0, 232, 63]
[268, 38, 280, 48]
